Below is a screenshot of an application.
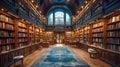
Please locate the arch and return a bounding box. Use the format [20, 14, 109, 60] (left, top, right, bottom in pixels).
[47, 7, 72, 26]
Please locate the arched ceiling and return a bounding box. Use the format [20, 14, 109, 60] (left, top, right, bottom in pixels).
[35, 0, 86, 15]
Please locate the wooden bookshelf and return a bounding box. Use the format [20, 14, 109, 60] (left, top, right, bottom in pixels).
[91, 19, 104, 48]
[18, 21, 28, 47]
[106, 14, 120, 51]
[0, 10, 43, 66]
[0, 13, 15, 53]
[83, 25, 90, 44]
[74, 9, 120, 66]
[29, 25, 34, 43]
[35, 27, 40, 43]
[79, 28, 84, 43]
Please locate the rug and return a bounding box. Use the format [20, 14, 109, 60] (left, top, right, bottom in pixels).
[31, 46, 90, 67]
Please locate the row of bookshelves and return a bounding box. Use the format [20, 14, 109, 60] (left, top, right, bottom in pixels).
[75, 12, 120, 52]
[0, 12, 44, 53]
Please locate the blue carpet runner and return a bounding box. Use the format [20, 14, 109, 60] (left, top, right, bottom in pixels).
[32, 46, 90, 67]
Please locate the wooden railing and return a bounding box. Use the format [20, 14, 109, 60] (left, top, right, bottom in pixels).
[0, 43, 40, 67]
[78, 43, 120, 67]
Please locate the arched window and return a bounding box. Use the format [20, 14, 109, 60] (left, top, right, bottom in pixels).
[47, 8, 71, 26]
[55, 11, 64, 25]
[48, 13, 53, 25]
[66, 13, 71, 25]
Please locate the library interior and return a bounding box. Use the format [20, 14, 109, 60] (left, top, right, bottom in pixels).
[0, 0, 120, 67]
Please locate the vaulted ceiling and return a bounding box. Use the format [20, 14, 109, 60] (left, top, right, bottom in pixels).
[33, 0, 86, 16]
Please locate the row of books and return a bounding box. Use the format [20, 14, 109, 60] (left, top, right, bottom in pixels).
[84, 31, 89, 34]
[36, 29, 39, 32]
[18, 22, 26, 28]
[29, 34, 34, 38]
[0, 14, 13, 23]
[29, 26, 34, 30]
[83, 38, 89, 42]
[93, 38, 103, 42]
[84, 34, 89, 37]
[107, 23, 120, 30]
[107, 31, 120, 37]
[18, 28, 26, 32]
[6, 24, 14, 30]
[109, 15, 120, 23]
[29, 30, 34, 33]
[18, 38, 27, 42]
[84, 26, 90, 30]
[84, 27, 89, 34]
[30, 38, 34, 42]
[93, 42, 104, 48]
[92, 27, 103, 32]
[93, 22, 104, 28]
[35, 38, 40, 42]
[18, 33, 27, 37]
[107, 44, 120, 51]
[93, 33, 103, 37]
[107, 38, 120, 45]
[19, 42, 28, 47]
[0, 44, 15, 52]
[0, 38, 15, 45]
[0, 31, 14, 37]
[0, 22, 14, 30]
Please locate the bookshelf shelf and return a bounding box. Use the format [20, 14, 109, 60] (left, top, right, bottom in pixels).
[106, 14, 120, 51]
[0, 13, 15, 53]
[74, 9, 120, 66]
[91, 20, 104, 48]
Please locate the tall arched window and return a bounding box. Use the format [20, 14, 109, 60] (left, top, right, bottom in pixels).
[48, 13, 53, 25]
[47, 8, 71, 26]
[55, 11, 64, 25]
[66, 13, 71, 25]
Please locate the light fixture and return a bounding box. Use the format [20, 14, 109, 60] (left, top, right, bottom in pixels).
[85, 1, 88, 4]
[31, 0, 34, 3]
[81, 6, 83, 9]
[77, 11, 79, 13]
[35, 5, 38, 8]
[39, 11, 41, 13]
[1, 8, 4, 11]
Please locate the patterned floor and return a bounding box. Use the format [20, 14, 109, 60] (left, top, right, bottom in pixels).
[32, 46, 90, 67]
